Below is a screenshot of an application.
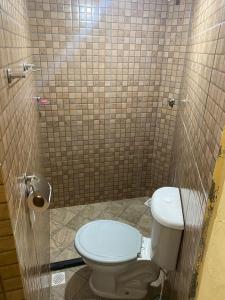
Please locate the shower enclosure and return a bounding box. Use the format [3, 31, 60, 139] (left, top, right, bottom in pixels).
[26, 0, 193, 298]
[28, 0, 190, 208]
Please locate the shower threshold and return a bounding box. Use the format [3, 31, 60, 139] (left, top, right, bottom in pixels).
[50, 257, 85, 271]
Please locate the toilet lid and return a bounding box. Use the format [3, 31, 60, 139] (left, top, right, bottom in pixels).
[75, 220, 142, 264]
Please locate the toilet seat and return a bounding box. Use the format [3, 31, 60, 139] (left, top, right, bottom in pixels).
[75, 220, 142, 264]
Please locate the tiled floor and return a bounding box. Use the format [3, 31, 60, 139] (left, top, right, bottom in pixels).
[50, 197, 158, 300]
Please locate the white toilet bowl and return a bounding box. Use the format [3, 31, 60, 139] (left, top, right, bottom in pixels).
[74, 187, 184, 299]
[75, 220, 160, 299]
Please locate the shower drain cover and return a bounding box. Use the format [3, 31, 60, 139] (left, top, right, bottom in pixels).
[51, 272, 66, 286]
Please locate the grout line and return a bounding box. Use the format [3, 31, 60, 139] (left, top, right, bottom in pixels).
[190, 19, 225, 40]
[180, 116, 208, 202]
[202, 23, 222, 118]
[13, 131, 36, 234]
[177, 18, 222, 205]
[168, 0, 195, 185]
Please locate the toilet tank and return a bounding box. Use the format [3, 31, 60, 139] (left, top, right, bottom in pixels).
[150, 187, 184, 271]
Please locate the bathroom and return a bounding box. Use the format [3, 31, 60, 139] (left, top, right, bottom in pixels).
[0, 0, 225, 299]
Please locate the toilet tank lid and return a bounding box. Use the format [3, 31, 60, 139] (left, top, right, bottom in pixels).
[151, 187, 184, 230]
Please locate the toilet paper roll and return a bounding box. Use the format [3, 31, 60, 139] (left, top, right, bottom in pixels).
[27, 175, 52, 213]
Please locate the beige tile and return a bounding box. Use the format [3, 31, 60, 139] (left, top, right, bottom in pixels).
[137, 213, 153, 236]
[103, 201, 129, 218]
[66, 215, 91, 231]
[51, 209, 75, 226]
[50, 238, 66, 262]
[54, 248, 78, 262]
[119, 204, 147, 225]
[50, 219, 64, 236]
[52, 227, 75, 249]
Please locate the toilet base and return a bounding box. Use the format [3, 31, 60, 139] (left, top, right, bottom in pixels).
[89, 274, 148, 299]
[79, 237, 160, 299]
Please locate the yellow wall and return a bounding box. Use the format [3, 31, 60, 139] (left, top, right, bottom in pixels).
[196, 128, 225, 300]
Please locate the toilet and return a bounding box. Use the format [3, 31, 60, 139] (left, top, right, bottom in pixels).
[74, 187, 184, 299]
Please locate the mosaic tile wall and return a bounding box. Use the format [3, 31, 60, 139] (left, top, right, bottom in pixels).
[0, 1, 50, 299]
[27, 0, 192, 207]
[168, 1, 225, 299]
[0, 174, 24, 300]
[152, 0, 192, 187]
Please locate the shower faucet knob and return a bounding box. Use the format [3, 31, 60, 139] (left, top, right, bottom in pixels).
[168, 98, 175, 108]
[168, 98, 188, 108]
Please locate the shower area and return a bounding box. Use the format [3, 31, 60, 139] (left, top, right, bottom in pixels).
[0, 0, 225, 299]
[31, 0, 187, 207]
[32, 1, 189, 203]
[30, 0, 191, 297]
[28, 0, 190, 297]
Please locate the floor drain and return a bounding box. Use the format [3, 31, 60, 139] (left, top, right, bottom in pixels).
[51, 272, 66, 286]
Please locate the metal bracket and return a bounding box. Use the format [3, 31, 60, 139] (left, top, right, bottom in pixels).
[24, 174, 36, 183]
[23, 63, 41, 72]
[23, 174, 36, 197]
[168, 98, 188, 108]
[32, 96, 41, 103]
[7, 68, 26, 84]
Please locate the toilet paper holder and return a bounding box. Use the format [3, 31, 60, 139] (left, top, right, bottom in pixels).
[24, 174, 52, 212]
